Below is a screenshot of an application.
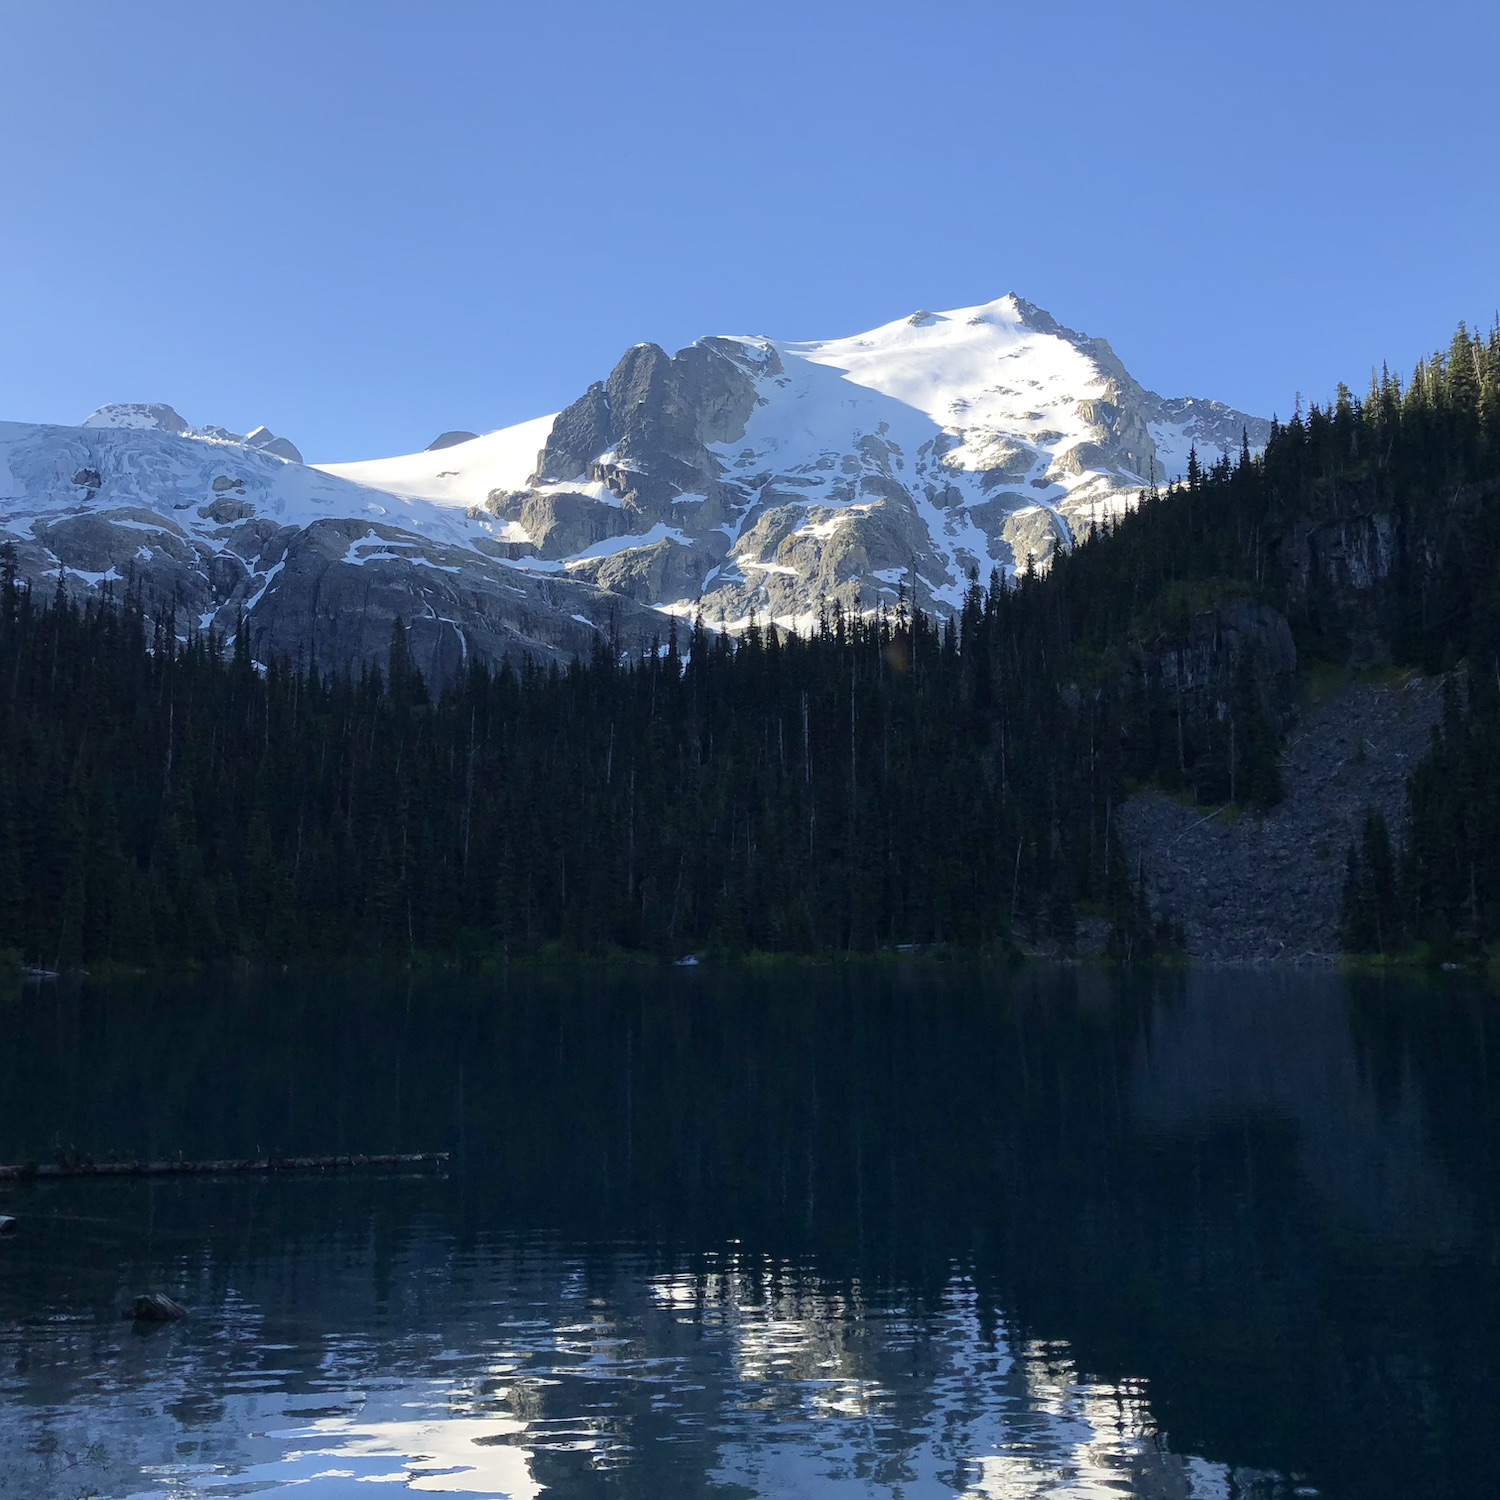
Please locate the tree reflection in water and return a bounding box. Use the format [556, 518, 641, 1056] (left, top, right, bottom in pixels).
[0, 966, 1493, 1498]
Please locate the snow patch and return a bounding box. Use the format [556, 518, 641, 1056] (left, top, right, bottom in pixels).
[563, 524, 691, 566]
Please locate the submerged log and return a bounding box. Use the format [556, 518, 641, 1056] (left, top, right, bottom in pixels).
[0, 1151, 448, 1182]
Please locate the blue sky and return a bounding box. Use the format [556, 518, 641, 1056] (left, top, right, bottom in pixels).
[3, 1, 1495, 461]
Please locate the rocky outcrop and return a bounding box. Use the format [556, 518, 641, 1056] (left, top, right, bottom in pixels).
[532, 339, 761, 511]
[426, 430, 480, 451]
[236, 520, 661, 681]
[1267, 478, 1500, 669]
[82, 405, 302, 462]
[243, 426, 303, 464]
[571, 536, 709, 603]
[479, 297, 1270, 627]
[82, 403, 192, 435]
[481, 488, 637, 560]
[1270, 505, 1407, 667]
[1129, 595, 1300, 727]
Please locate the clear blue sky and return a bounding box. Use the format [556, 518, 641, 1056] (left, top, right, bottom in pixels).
[3, 0, 1495, 462]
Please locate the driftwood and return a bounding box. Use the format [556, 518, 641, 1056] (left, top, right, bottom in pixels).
[128, 1292, 188, 1322]
[0, 1151, 448, 1182]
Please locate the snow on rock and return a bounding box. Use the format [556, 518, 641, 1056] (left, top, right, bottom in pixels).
[0, 418, 660, 681]
[398, 293, 1270, 625]
[243, 426, 304, 464]
[83, 402, 192, 435]
[84, 404, 303, 462]
[8, 295, 1269, 671]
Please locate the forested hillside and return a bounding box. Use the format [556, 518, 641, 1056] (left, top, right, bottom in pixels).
[2, 320, 1497, 970]
[0, 563, 1147, 966]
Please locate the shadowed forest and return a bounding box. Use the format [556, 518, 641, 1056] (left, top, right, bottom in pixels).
[3, 322, 1499, 967]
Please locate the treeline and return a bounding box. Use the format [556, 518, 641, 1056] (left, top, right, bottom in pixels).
[1317, 322, 1500, 959]
[0, 556, 1152, 967]
[1039, 317, 1500, 960]
[1344, 674, 1500, 959]
[2, 320, 1499, 969]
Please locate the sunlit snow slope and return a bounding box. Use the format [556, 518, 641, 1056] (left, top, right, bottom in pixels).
[1, 294, 1268, 675]
[310, 295, 1266, 629]
[320, 414, 557, 512]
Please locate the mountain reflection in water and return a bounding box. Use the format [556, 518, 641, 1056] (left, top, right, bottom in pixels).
[0, 967, 1494, 1499]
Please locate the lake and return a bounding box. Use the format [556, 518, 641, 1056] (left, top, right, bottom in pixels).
[0, 966, 1495, 1499]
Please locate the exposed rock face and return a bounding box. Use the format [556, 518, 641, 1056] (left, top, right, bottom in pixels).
[10, 297, 1271, 678]
[243, 426, 303, 464]
[0, 419, 665, 683]
[1280, 507, 1398, 599]
[506, 489, 636, 559]
[1130, 597, 1300, 729]
[465, 296, 1271, 629]
[244, 520, 659, 682]
[1267, 477, 1500, 671]
[1272, 503, 1411, 668]
[532, 339, 761, 504]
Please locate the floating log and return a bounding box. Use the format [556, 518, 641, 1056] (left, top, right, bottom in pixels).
[128, 1292, 188, 1322]
[0, 1151, 448, 1182]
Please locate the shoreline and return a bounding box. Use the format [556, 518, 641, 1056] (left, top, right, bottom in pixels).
[5, 943, 1492, 989]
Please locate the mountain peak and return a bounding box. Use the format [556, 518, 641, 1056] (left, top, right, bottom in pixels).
[78, 405, 302, 463]
[322, 296, 1271, 634]
[8, 295, 1271, 680]
[82, 402, 191, 434]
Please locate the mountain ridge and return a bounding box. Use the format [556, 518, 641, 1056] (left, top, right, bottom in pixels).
[83, 403, 305, 464]
[2, 295, 1269, 677]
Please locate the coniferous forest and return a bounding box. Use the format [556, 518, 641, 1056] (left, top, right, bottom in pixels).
[2, 320, 1499, 970]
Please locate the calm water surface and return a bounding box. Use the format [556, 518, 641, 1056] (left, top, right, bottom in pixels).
[0, 967, 1495, 1499]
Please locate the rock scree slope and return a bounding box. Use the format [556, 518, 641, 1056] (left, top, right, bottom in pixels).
[1116, 671, 1445, 963]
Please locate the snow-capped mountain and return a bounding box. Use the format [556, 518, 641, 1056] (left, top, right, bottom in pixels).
[322, 294, 1269, 631]
[0, 415, 656, 680]
[0, 296, 1268, 678]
